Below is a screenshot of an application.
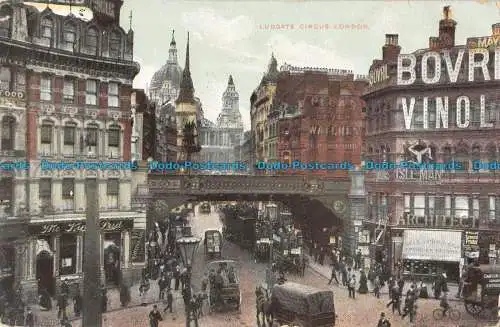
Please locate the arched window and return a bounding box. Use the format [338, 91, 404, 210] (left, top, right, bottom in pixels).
[1, 116, 15, 150]
[472, 144, 481, 170]
[40, 120, 54, 155]
[0, 66, 11, 91]
[63, 122, 77, 156]
[109, 31, 121, 58]
[86, 27, 98, 54]
[455, 143, 470, 171]
[108, 124, 120, 158]
[0, 6, 13, 38]
[84, 123, 99, 157]
[41, 17, 54, 43]
[63, 22, 76, 48]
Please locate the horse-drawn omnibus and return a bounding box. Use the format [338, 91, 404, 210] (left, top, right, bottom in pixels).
[269, 282, 336, 327]
[463, 264, 500, 320]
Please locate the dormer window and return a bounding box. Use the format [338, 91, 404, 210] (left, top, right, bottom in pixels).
[109, 31, 121, 58]
[41, 17, 54, 44]
[0, 6, 12, 38]
[63, 23, 76, 48]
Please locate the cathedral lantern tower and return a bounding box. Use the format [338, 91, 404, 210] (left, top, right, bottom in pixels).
[175, 32, 200, 161]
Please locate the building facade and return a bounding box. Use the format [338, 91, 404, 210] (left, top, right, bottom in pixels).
[199, 75, 244, 166]
[363, 7, 500, 280]
[0, 1, 147, 301]
[250, 54, 279, 173]
[233, 130, 252, 167]
[275, 63, 367, 179]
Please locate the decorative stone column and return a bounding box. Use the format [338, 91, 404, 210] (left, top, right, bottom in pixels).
[76, 235, 83, 273]
[344, 169, 366, 257]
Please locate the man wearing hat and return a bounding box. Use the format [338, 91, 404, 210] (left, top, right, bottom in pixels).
[377, 312, 391, 327]
[24, 306, 35, 327]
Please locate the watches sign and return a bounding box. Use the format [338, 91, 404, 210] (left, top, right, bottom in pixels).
[0, 90, 24, 99]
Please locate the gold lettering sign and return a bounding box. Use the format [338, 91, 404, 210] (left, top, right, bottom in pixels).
[368, 65, 389, 86]
[467, 36, 500, 48]
[37, 220, 130, 234]
[398, 213, 478, 228]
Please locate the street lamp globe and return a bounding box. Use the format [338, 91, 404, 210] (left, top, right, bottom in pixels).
[176, 235, 201, 267]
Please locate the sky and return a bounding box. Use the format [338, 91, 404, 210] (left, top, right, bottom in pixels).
[119, 0, 500, 130]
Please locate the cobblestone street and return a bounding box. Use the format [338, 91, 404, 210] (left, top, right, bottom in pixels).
[19, 209, 500, 327]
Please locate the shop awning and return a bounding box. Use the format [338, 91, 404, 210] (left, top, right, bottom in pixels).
[402, 230, 462, 262]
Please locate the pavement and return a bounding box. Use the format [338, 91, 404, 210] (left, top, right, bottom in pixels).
[305, 254, 462, 300]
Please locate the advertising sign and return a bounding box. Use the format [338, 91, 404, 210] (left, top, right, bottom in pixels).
[464, 231, 480, 258]
[29, 219, 134, 234]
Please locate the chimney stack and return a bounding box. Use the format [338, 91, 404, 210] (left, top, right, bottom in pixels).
[493, 23, 500, 35]
[382, 34, 401, 62]
[438, 6, 457, 48]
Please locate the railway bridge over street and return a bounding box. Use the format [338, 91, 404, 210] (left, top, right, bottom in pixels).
[133, 171, 367, 254]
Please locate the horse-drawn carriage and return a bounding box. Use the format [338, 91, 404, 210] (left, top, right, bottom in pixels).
[463, 264, 500, 320]
[204, 229, 222, 259]
[207, 260, 241, 313]
[257, 282, 335, 327]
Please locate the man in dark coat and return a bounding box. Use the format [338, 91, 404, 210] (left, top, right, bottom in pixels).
[158, 277, 168, 300]
[173, 265, 181, 291]
[163, 289, 173, 314]
[24, 306, 35, 327]
[149, 305, 163, 327]
[56, 293, 67, 319]
[73, 293, 82, 317]
[377, 312, 391, 327]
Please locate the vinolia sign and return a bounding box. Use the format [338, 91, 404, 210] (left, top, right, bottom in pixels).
[397, 48, 498, 130]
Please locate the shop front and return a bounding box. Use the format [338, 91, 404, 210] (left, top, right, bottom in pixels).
[399, 229, 462, 281]
[21, 218, 146, 302]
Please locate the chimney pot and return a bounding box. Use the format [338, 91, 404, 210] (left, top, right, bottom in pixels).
[493, 23, 500, 35]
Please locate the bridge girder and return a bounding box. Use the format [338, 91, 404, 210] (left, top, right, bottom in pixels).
[141, 174, 352, 219]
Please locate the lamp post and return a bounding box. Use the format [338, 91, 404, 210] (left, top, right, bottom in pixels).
[176, 234, 201, 327]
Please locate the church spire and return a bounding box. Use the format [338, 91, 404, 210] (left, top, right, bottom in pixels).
[176, 32, 195, 104]
[228, 75, 234, 85]
[167, 30, 178, 65]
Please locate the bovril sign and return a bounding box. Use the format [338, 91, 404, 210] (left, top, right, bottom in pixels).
[0, 90, 25, 99]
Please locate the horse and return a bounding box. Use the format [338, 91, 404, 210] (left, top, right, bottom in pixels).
[256, 286, 273, 327]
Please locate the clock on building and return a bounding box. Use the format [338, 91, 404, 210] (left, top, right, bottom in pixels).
[334, 200, 346, 213]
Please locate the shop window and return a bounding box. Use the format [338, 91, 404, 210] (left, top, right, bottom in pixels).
[39, 178, 52, 211]
[1, 115, 15, 151]
[84, 124, 98, 156]
[489, 196, 496, 221]
[86, 27, 98, 54]
[40, 121, 53, 155]
[63, 79, 74, 103]
[413, 195, 425, 217]
[455, 196, 469, 218]
[108, 82, 119, 107]
[40, 75, 52, 101]
[59, 234, 77, 275]
[444, 195, 451, 216]
[62, 178, 74, 211]
[106, 179, 119, 209]
[0, 6, 12, 38]
[85, 80, 97, 106]
[0, 67, 11, 91]
[63, 123, 76, 156]
[109, 31, 121, 58]
[107, 125, 120, 158]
